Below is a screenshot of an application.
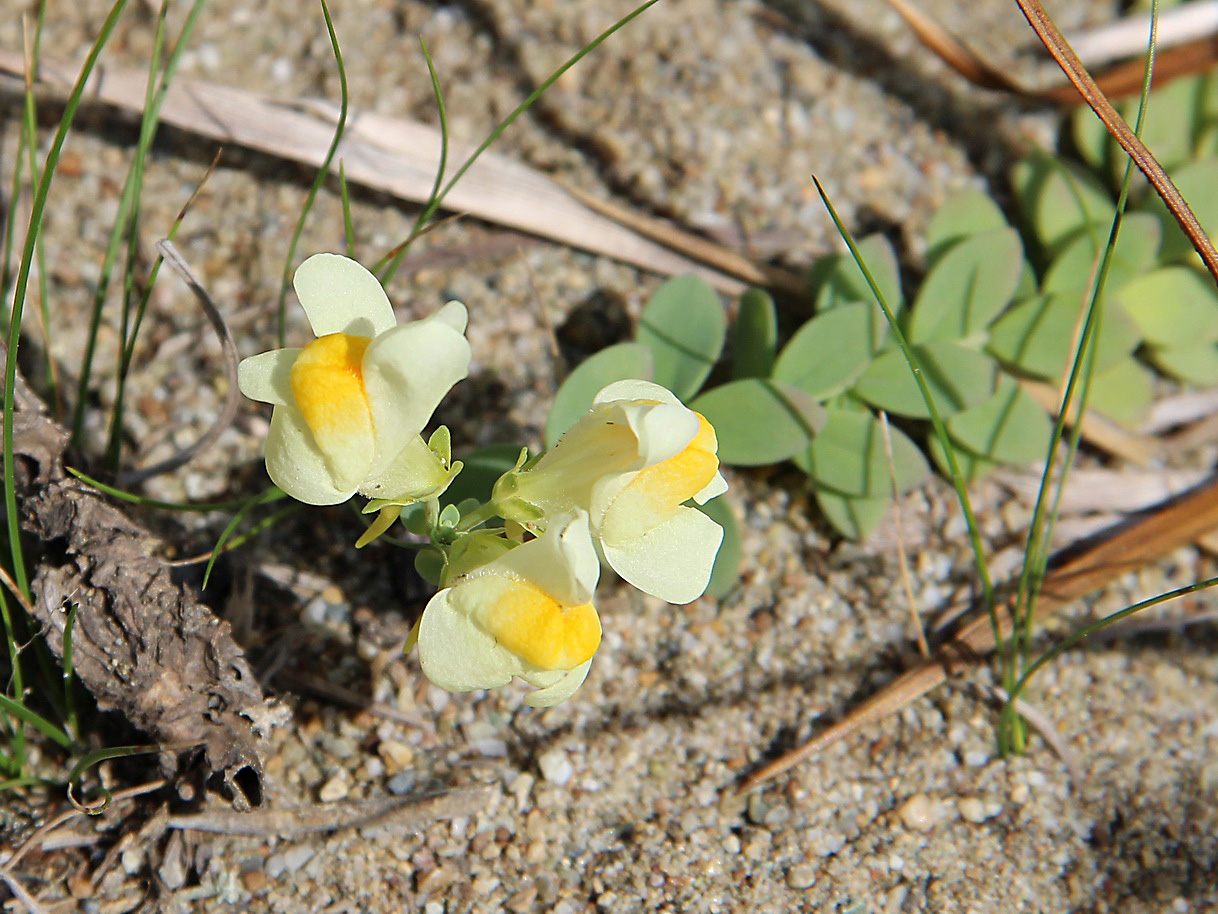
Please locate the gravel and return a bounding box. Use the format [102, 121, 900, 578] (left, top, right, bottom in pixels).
[6, 0, 1218, 912]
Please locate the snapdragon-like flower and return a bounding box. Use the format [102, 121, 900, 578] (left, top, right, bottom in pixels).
[495, 380, 727, 604]
[416, 512, 602, 707]
[237, 253, 470, 506]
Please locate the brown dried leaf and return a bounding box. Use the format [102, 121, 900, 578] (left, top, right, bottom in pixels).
[7, 346, 272, 809]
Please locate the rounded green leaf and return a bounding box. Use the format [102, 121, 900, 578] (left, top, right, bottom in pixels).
[1146, 341, 1218, 387]
[1042, 212, 1162, 295]
[1115, 266, 1218, 349]
[1140, 158, 1218, 262]
[696, 495, 741, 600]
[1011, 155, 1114, 252]
[851, 341, 997, 419]
[792, 408, 928, 498]
[545, 342, 653, 445]
[909, 227, 1025, 343]
[926, 189, 1009, 264]
[691, 379, 826, 467]
[1085, 358, 1154, 429]
[945, 377, 1051, 464]
[772, 302, 874, 399]
[1122, 75, 1203, 174]
[637, 275, 726, 400]
[812, 234, 903, 350]
[813, 485, 890, 541]
[987, 292, 1141, 380]
[731, 288, 778, 380]
[1072, 105, 1114, 174]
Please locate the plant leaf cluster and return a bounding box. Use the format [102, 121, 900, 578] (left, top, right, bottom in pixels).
[541, 67, 1218, 549]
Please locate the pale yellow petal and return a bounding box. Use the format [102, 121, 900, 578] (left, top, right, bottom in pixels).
[601, 506, 723, 604]
[361, 314, 471, 478]
[293, 253, 396, 338]
[290, 333, 375, 491]
[417, 588, 519, 693]
[237, 348, 301, 406]
[264, 404, 355, 505]
[522, 659, 593, 707]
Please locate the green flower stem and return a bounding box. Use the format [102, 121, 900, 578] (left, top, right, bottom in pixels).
[454, 502, 499, 533]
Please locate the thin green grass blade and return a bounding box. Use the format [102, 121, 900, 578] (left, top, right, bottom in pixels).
[338, 161, 356, 258]
[104, 0, 208, 471]
[67, 467, 286, 512]
[68, 741, 192, 813]
[376, 35, 448, 280]
[203, 491, 296, 588]
[0, 2, 47, 332]
[1002, 573, 1218, 741]
[1004, 1, 1160, 750]
[812, 177, 997, 635]
[102, 0, 170, 470]
[7, 0, 132, 612]
[0, 691, 72, 751]
[0, 588, 27, 769]
[378, 0, 663, 284]
[276, 0, 347, 347]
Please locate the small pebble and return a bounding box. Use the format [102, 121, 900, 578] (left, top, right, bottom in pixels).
[538, 748, 574, 785]
[786, 864, 818, 889]
[957, 797, 989, 823]
[319, 774, 350, 803]
[282, 845, 315, 873]
[897, 794, 938, 831]
[379, 739, 415, 773]
[387, 771, 418, 796]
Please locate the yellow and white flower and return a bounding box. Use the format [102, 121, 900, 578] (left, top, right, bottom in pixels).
[237, 253, 470, 506]
[495, 380, 727, 604]
[417, 512, 602, 707]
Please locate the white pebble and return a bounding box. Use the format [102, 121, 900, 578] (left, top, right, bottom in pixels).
[319, 774, 349, 803]
[958, 797, 991, 823]
[538, 748, 574, 785]
[786, 864, 818, 889]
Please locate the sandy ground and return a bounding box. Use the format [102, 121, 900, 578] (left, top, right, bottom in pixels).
[5, 0, 1218, 911]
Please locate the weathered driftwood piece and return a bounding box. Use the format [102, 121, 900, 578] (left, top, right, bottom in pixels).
[8, 346, 272, 809]
[0, 51, 788, 296]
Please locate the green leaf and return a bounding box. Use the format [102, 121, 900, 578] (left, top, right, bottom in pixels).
[1122, 75, 1203, 174]
[415, 548, 445, 587]
[928, 433, 998, 483]
[925, 189, 1009, 264]
[1085, 358, 1154, 429]
[772, 301, 874, 398]
[691, 379, 825, 466]
[945, 377, 1051, 464]
[909, 227, 1025, 343]
[987, 292, 1141, 380]
[851, 341, 997, 419]
[636, 274, 726, 400]
[811, 234, 903, 349]
[1072, 104, 1114, 174]
[1116, 266, 1218, 349]
[812, 485, 890, 540]
[1042, 212, 1162, 295]
[1145, 341, 1218, 386]
[1011, 155, 1114, 252]
[697, 495, 741, 599]
[545, 342, 653, 446]
[731, 288, 778, 380]
[1140, 158, 1218, 262]
[792, 408, 928, 498]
